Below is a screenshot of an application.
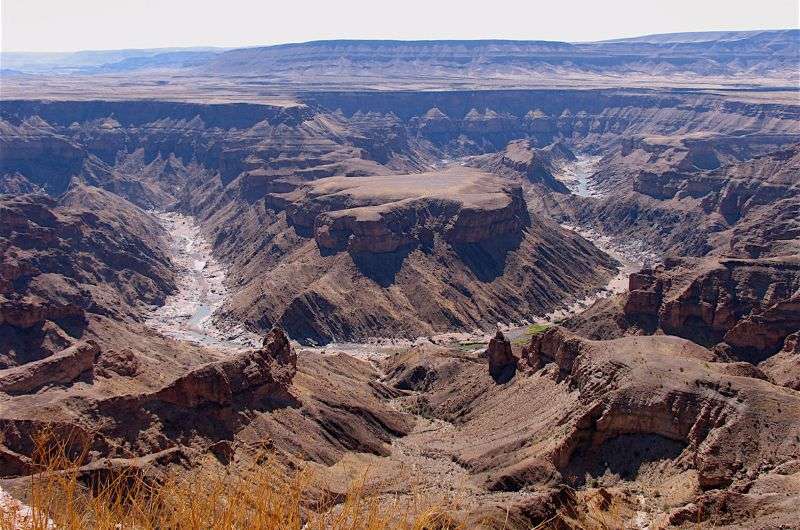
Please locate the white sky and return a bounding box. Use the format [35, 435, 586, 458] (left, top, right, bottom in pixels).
[1, 0, 799, 52]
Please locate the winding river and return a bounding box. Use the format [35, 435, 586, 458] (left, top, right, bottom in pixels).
[145, 212, 260, 351]
[146, 154, 656, 354]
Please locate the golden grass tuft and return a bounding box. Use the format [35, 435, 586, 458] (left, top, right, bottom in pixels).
[0, 429, 463, 530]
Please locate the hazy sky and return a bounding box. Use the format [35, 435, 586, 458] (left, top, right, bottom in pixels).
[2, 0, 799, 52]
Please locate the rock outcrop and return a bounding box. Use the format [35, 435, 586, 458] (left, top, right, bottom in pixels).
[378, 325, 800, 526]
[760, 331, 800, 390]
[154, 328, 297, 407]
[0, 341, 99, 395]
[0, 330, 412, 482]
[621, 256, 800, 361]
[485, 330, 515, 381]
[0, 190, 176, 367]
[467, 139, 572, 192]
[286, 168, 530, 254]
[518, 328, 800, 492]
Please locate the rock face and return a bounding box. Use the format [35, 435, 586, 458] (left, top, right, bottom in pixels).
[522, 326, 588, 378]
[760, 331, 800, 390]
[0, 189, 176, 368]
[467, 139, 572, 192]
[0, 329, 413, 480]
[221, 207, 616, 343]
[154, 328, 297, 407]
[287, 168, 530, 254]
[565, 141, 800, 259]
[381, 326, 800, 526]
[0, 341, 99, 395]
[517, 328, 800, 491]
[621, 256, 800, 361]
[485, 330, 515, 381]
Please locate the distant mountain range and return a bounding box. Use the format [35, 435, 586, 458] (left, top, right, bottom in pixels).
[0, 47, 226, 74]
[2, 29, 797, 81]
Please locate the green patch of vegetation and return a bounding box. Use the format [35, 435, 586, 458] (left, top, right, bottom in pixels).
[455, 341, 486, 352]
[512, 323, 551, 346]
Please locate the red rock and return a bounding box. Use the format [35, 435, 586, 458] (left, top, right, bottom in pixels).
[0, 341, 99, 395]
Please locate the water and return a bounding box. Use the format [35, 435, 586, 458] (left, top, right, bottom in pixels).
[556, 155, 603, 197]
[145, 212, 260, 351]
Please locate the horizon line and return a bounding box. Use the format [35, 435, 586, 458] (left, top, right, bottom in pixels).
[1, 27, 795, 55]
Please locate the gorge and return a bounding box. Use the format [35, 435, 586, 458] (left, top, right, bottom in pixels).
[1, 29, 799, 529]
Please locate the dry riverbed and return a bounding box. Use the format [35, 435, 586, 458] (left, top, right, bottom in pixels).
[146, 201, 656, 360]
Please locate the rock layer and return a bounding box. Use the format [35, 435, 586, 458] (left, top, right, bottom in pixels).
[623, 256, 800, 361]
[0, 341, 99, 395]
[286, 168, 530, 254]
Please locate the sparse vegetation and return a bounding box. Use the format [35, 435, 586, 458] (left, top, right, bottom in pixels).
[0, 430, 463, 530]
[532, 488, 630, 530]
[455, 341, 486, 352]
[512, 323, 551, 346]
[403, 395, 436, 419]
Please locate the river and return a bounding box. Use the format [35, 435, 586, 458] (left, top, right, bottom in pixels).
[145, 212, 260, 351]
[555, 154, 603, 197]
[146, 154, 656, 355]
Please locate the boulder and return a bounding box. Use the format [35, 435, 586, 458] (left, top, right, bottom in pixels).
[95, 348, 140, 378]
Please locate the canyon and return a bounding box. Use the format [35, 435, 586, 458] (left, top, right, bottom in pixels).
[0, 29, 799, 529]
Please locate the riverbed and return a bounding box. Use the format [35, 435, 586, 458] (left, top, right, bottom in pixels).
[145, 212, 260, 351]
[555, 154, 603, 197]
[146, 159, 656, 357]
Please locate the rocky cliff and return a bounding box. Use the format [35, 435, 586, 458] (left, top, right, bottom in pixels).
[218, 169, 616, 342]
[563, 141, 800, 258]
[622, 256, 800, 361]
[0, 188, 176, 368]
[377, 326, 800, 527]
[0, 328, 412, 481]
[286, 168, 530, 253]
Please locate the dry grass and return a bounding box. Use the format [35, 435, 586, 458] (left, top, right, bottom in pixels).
[0, 429, 463, 530]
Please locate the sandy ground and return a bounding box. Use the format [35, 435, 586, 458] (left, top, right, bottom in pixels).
[145, 212, 261, 352]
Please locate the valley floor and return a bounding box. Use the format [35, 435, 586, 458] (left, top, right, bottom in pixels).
[145, 212, 260, 351]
